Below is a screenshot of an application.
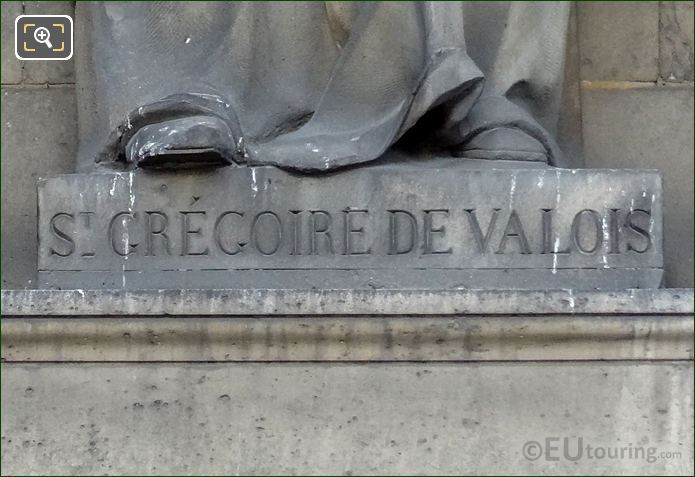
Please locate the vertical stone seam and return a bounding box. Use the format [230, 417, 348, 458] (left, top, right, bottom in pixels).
[574, 0, 587, 164]
[658, 1, 664, 83]
[572, 1, 585, 162]
[0, 2, 27, 85]
[18, 1, 26, 85]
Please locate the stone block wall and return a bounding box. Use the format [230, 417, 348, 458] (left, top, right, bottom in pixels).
[1, 1, 76, 289]
[2, 289, 693, 474]
[2, 1, 693, 288]
[3, 361, 692, 475]
[578, 1, 694, 288]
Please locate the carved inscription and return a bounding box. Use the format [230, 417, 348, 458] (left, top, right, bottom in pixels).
[47, 206, 654, 259]
[38, 168, 662, 279]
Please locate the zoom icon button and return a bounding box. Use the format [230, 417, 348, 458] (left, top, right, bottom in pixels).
[15, 15, 73, 60]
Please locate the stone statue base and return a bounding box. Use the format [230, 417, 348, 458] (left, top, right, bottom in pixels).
[2, 288, 691, 474]
[38, 158, 663, 290]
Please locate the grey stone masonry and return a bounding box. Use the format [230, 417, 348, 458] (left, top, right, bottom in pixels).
[1, 87, 77, 289]
[581, 85, 693, 287]
[2, 288, 692, 474]
[578, 2, 660, 81]
[2, 288, 692, 362]
[660, 1, 694, 82]
[37, 160, 664, 290]
[2, 361, 692, 475]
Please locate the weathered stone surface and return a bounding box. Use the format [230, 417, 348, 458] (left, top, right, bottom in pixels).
[2, 289, 691, 362]
[2, 362, 692, 475]
[21, 1, 75, 84]
[2, 288, 689, 317]
[556, 3, 584, 164]
[660, 1, 694, 81]
[1, 1, 22, 84]
[3, 315, 691, 362]
[23, 1, 74, 16]
[578, 2, 659, 81]
[37, 161, 663, 290]
[1, 87, 77, 289]
[2, 290, 691, 473]
[581, 85, 693, 287]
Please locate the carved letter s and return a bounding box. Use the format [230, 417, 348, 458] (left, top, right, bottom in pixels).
[49, 213, 75, 257]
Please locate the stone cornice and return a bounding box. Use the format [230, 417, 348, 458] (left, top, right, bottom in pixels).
[1, 289, 692, 362]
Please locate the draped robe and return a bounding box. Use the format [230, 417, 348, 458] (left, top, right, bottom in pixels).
[75, 2, 571, 171]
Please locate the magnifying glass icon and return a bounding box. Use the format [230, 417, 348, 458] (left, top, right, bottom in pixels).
[33, 27, 53, 49]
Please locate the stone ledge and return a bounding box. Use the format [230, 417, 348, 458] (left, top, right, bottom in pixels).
[2, 288, 691, 316]
[1, 289, 692, 362]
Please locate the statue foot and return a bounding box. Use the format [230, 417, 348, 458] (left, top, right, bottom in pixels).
[452, 126, 549, 163]
[125, 115, 238, 169]
[438, 96, 565, 166]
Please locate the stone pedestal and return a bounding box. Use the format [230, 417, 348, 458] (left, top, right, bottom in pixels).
[1, 288, 692, 475]
[38, 161, 663, 290]
[13, 157, 686, 475]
